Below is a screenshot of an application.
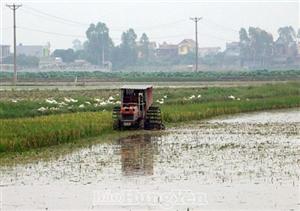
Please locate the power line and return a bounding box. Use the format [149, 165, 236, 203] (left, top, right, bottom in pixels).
[134, 19, 187, 31]
[151, 33, 193, 39]
[20, 8, 125, 32]
[199, 32, 235, 42]
[23, 5, 88, 26]
[17, 26, 191, 41]
[17, 25, 235, 46]
[10, 6, 236, 48]
[0, 27, 12, 30]
[204, 17, 239, 33]
[17, 26, 87, 38]
[21, 5, 188, 32]
[13, 8, 237, 42]
[20, 8, 88, 28]
[17, 26, 121, 42]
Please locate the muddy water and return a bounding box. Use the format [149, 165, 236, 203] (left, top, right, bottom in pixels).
[1, 109, 300, 210]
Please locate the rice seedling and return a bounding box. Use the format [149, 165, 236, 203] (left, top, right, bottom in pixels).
[161, 96, 300, 123]
[1, 82, 299, 119]
[0, 112, 112, 152]
[0, 82, 299, 153]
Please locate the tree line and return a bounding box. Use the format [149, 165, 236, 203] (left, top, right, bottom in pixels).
[53, 23, 300, 69]
[53, 22, 156, 69]
[53, 22, 204, 69]
[2, 22, 299, 69]
[239, 26, 300, 67]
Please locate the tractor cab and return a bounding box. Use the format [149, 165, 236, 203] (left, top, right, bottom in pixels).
[121, 86, 149, 120]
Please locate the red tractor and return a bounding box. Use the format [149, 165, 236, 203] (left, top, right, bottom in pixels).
[113, 85, 164, 130]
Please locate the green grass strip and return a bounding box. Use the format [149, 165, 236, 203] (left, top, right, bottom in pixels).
[0, 95, 299, 153]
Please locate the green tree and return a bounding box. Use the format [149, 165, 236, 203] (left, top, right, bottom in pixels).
[248, 27, 274, 66]
[72, 39, 83, 51]
[278, 26, 296, 43]
[3, 55, 39, 67]
[85, 22, 114, 65]
[179, 52, 195, 65]
[276, 26, 297, 60]
[139, 33, 150, 60]
[74, 49, 86, 60]
[239, 28, 250, 66]
[113, 28, 138, 68]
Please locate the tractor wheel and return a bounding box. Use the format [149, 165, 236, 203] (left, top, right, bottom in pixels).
[145, 106, 164, 130]
[113, 120, 121, 130]
[139, 119, 145, 129]
[112, 106, 121, 130]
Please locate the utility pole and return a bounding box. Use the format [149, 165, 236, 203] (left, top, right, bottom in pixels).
[190, 17, 202, 72]
[6, 4, 22, 85]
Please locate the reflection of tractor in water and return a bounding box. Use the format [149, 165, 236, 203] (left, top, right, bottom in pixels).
[113, 85, 164, 130]
[119, 135, 154, 176]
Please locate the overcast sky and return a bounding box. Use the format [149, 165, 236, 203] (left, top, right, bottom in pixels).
[1, 0, 299, 51]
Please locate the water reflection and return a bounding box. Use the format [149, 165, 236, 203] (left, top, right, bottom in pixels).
[119, 135, 154, 176]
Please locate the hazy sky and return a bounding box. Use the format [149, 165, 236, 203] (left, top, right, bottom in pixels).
[1, 0, 299, 51]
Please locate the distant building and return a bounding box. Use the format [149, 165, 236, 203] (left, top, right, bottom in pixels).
[39, 56, 63, 69]
[0, 64, 14, 70]
[224, 42, 240, 57]
[74, 59, 86, 65]
[156, 42, 178, 57]
[222, 42, 241, 66]
[137, 41, 157, 58]
[149, 41, 157, 50]
[17, 43, 50, 57]
[198, 47, 221, 57]
[0, 45, 11, 59]
[178, 39, 195, 55]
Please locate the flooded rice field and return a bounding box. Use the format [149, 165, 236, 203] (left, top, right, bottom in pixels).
[1, 109, 300, 210]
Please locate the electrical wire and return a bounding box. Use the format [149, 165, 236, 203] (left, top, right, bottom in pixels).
[0, 27, 12, 30]
[23, 5, 89, 26]
[134, 19, 187, 31]
[151, 33, 193, 39]
[19, 8, 88, 28]
[17, 25, 236, 45]
[21, 5, 188, 32]
[203, 17, 239, 33]
[17, 26, 86, 38]
[16, 6, 237, 44]
[17, 26, 189, 40]
[199, 32, 235, 42]
[20, 8, 125, 32]
[17, 26, 121, 41]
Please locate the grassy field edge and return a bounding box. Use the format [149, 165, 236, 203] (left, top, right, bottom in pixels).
[0, 94, 299, 154]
